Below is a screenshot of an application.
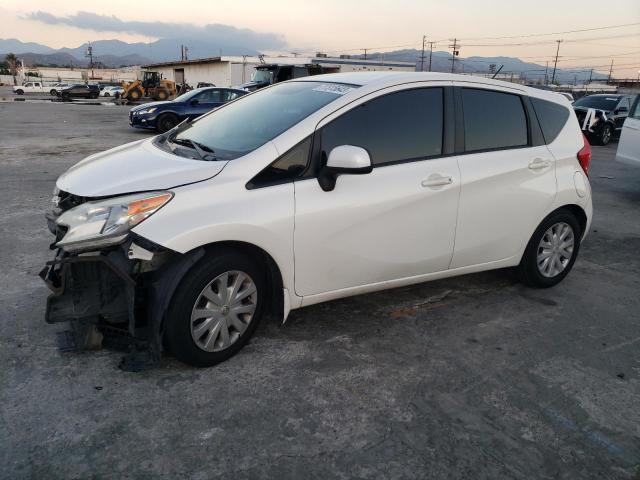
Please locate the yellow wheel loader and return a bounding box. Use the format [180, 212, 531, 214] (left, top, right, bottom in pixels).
[121, 71, 177, 102]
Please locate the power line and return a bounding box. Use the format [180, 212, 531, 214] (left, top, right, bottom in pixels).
[459, 22, 640, 41]
[462, 32, 640, 47]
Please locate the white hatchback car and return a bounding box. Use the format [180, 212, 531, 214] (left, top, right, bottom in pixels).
[42, 72, 593, 368]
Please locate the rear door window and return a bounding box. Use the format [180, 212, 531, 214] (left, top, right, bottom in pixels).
[530, 97, 570, 144]
[461, 88, 528, 152]
[320, 88, 444, 166]
[197, 89, 222, 103]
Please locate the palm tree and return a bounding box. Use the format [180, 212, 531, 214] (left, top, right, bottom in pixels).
[5, 53, 19, 85]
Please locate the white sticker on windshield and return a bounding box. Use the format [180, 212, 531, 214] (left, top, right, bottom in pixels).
[312, 84, 356, 95]
[606, 97, 618, 101]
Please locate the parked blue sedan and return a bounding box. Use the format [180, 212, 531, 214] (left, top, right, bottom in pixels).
[129, 87, 247, 132]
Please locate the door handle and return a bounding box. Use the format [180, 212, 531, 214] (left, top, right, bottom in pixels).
[421, 174, 453, 188]
[528, 158, 551, 170]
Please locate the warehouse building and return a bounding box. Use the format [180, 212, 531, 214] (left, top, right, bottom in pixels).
[141, 54, 415, 88]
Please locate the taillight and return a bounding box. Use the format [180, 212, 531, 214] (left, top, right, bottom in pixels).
[577, 134, 591, 176]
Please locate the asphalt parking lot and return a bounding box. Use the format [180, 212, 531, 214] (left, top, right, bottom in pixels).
[1, 95, 639, 479]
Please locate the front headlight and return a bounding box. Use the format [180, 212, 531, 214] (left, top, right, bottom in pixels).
[55, 191, 173, 252]
[138, 107, 157, 115]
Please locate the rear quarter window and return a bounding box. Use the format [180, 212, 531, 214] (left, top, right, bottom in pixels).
[530, 97, 570, 144]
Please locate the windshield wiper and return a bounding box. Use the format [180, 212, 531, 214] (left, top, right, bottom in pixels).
[170, 138, 217, 161]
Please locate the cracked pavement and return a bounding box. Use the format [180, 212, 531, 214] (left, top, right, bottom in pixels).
[1, 97, 639, 479]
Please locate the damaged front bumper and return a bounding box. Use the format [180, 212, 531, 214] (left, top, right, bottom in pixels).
[40, 236, 204, 371]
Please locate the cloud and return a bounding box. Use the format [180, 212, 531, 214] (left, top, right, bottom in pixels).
[24, 11, 288, 51]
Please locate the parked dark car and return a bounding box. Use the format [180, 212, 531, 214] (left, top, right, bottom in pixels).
[129, 87, 247, 133]
[573, 94, 636, 145]
[59, 84, 101, 99]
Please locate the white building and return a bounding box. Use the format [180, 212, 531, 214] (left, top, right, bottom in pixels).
[5, 65, 139, 85]
[141, 55, 416, 88]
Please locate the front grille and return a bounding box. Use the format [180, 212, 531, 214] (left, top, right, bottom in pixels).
[55, 190, 86, 215]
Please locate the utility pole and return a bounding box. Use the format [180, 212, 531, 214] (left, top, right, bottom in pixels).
[85, 42, 94, 79]
[420, 35, 427, 71]
[585, 68, 593, 93]
[544, 61, 549, 85]
[362, 48, 368, 60]
[608, 60, 614, 83]
[449, 38, 460, 73]
[180, 45, 189, 61]
[550, 39, 562, 85]
[428, 41, 435, 72]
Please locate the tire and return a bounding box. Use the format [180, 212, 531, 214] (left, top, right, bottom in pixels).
[50, 89, 57, 96]
[128, 87, 143, 101]
[518, 210, 581, 288]
[16, 89, 24, 95]
[155, 89, 169, 101]
[164, 251, 266, 367]
[90, 92, 99, 99]
[104, 92, 110, 97]
[156, 113, 179, 133]
[599, 124, 612, 146]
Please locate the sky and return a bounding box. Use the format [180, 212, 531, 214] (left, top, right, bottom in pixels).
[1, 0, 639, 76]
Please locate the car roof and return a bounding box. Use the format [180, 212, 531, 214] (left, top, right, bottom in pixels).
[293, 71, 569, 105]
[583, 94, 622, 98]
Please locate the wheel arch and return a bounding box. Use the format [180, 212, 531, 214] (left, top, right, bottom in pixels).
[518, 204, 588, 264]
[157, 240, 286, 328]
[200, 241, 285, 321]
[558, 204, 587, 236]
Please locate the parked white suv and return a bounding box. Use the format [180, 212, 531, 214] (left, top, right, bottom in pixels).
[42, 72, 592, 368]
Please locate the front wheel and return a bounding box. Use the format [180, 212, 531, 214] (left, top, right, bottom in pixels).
[50, 89, 57, 96]
[156, 113, 179, 133]
[15, 89, 24, 95]
[518, 210, 581, 288]
[164, 252, 266, 367]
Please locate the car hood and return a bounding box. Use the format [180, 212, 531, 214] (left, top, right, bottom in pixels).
[56, 137, 227, 197]
[131, 100, 173, 112]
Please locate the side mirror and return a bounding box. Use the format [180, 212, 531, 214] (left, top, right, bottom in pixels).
[615, 107, 628, 114]
[318, 145, 372, 192]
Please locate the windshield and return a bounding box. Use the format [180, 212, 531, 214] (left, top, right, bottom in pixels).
[174, 88, 206, 102]
[251, 70, 273, 84]
[574, 96, 619, 110]
[173, 81, 358, 160]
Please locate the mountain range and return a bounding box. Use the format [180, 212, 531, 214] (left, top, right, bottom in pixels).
[1, 38, 606, 83]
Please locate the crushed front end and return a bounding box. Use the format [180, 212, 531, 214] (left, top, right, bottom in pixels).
[40, 188, 199, 371]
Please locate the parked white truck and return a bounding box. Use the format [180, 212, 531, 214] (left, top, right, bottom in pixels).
[13, 81, 49, 95]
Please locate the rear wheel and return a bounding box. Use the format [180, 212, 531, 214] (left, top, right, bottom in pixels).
[156, 113, 179, 133]
[90, 92, 99, 99]
[155, 89, 169, 101]
[599, 124, 612, 146]
[104, 92, 111, 97]
[164, 252, 266, 367]
[50, 89, 57, 96]
[16, 89, 24, 95]
[518, 210, 581, 288]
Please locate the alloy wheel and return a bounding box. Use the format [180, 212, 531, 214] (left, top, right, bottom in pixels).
[536, 222, 574, 278]
[190, 270, 257, 352]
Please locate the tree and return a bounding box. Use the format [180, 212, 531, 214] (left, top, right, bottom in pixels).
[5, 53, 19, 85]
